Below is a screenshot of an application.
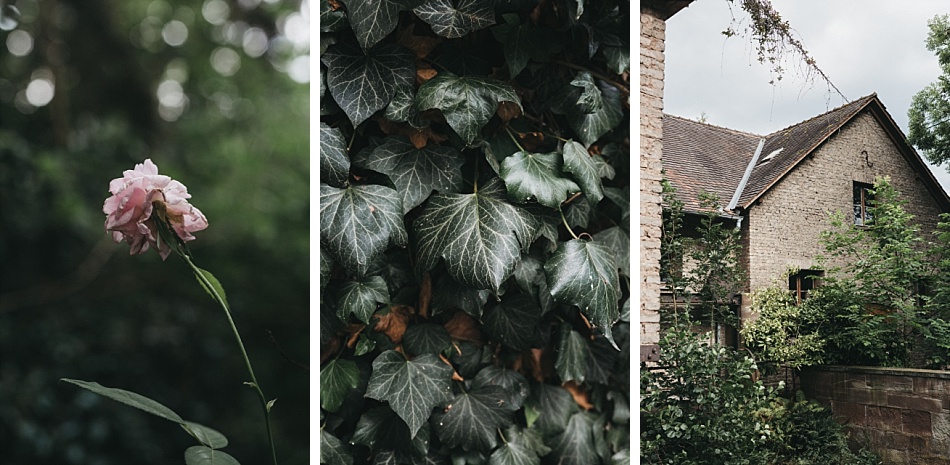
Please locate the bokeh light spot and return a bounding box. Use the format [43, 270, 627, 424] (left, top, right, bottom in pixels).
[210, 47, 240, 76]
[161, 20, 188, 47]
[6, 29, 32, 56]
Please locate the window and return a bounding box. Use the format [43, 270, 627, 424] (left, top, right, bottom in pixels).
[853, 182, 874, 226]
[789, 269, 823, 305]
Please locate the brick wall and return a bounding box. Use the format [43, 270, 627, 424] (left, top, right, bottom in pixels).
[640, 8, 665, 346]
[743, 112, 945, 317]
[801, 366, 950, 464]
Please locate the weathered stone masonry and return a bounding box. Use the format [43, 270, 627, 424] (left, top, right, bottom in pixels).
[744, 112, 946, 298]
[801, 366, 950, 465]
[640, 7, 666, 348]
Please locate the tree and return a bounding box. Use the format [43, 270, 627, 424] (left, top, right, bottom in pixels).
[319, 1, 631, 464]
[908, 14, 950, 167]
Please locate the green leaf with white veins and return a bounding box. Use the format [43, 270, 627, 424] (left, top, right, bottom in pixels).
[414, 178, 539, 292]
[593, 226, 629, 277]
[491, 14, 534, 78]
[337, 275, 389, 323]
[321, 429, 354, 465]
[321, 358, 360, 412]
[432, 383, 517, 451]
[365, 351, 453, 437]
[340, 0, 425, 51]
[568, 79, 623, 147]
[320, 184, 407, 277]
[413, 0, 495, 39]
[500, 151, 580, 209]
[489, 443, 538, 465]
[562, 140, 605, 203]
[416, 73, 521, 145]
[545, 239, 620, 346]
[570, 72, 602, 114]
[549, 412, 598, 465]
[483, 292, 540, 350]
[321, 42, 414, 127]
[320, 123, 349, 187]
[355, 137, 465, 213]
[555, 325, 588, 383]
[352, 405, 431, 455]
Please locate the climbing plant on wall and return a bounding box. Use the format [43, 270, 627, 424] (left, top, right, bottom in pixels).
[319, 1, 630, 464]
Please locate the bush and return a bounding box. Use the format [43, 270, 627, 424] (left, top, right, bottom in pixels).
[641, 323, 879, 465]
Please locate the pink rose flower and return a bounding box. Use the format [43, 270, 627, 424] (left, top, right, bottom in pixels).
[103, 159, 208, 260]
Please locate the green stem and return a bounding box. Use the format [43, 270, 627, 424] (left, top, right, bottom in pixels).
[504, 126, 526, 152]
[181, 253, 278, 465]
[559, 208, 579, 240]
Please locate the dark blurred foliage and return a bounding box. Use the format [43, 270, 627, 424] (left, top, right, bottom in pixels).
[0, 0, 309, 463]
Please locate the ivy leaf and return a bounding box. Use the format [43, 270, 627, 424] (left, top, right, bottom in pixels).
[320, 248, 333, 292]
[432, 383, 517, 451]
[544, 239, 620, 346]
[593, 226, 629, 277]
[602, 46, 629, 75]
[352, 405, 431, 455]
[321, 358, 361, 413]
[340, 0, 424, 51]
[500, 151, 580, 209]
[586, 332, 620, 385]
[491, 13, 538, 78]
[366, 351, 453, 437]
[483, 293, 540, 350]
[355, 137, 465, 213]
[320, 0, 347, 33]
[472, 366, 529, 411]
[414, 178, 539, 292]
[504, 424, 551, 457]
[549, 412, 597, 465]
[414, 0, 495, 39]
[430, 274, 491, 318]
[563, 196, 592, 229]
[416, 73, 521, 145]
[321, 122, 350, 187]
[385, 83, 421, 124]
[337, 275, 390, 323]
[570, 72, 603, 114]
[183, 446, 240, 465]
[320, 183, 407, 277]
[321, 303, 344, 345]
[527, 384, 578, 435]
[562, 140, 604, 203]
[555, 325, 588, 383]
[403, 323, 452, 356]
[321, 429, 354, 465]
[567, 79, 623, 147]
[322, 42, 414, 127]
[603, 186, 629, 221]
[488, 443, 538, 465]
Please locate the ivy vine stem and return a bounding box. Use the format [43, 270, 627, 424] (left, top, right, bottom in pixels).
[504, 126, 526, 152]
[180, 252, 279, 465]
[559, 207, 579, 240]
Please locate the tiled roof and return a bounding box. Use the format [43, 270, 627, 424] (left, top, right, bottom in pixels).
[662, 94, 879, 213]
[737, 94, 877, 207]
[662, 114, 760, 213]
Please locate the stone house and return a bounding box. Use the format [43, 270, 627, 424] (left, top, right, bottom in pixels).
[661, 94, 950, 338]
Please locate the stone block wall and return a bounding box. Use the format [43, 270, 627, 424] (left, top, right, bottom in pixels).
[745, 112, 946, 296]
[640, 8, 665, 347]
[801, 366, 950, 464]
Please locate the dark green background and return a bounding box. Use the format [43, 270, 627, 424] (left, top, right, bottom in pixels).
[0, 0, 310, 463]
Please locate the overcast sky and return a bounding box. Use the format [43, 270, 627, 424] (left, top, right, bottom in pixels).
[663, 0, 950, 191]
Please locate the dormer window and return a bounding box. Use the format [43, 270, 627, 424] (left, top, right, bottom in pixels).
[853, 182, 874, 226]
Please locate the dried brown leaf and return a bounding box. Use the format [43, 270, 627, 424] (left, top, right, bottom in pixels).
[443, 311, 481, 344]
[374, 305, 412, 344]
[563, 380, 593, 410]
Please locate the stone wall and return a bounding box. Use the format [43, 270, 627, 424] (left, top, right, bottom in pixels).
[640, 8, 666, 348]
[744, 112, 946, 300]
[801, 366, 950, 464]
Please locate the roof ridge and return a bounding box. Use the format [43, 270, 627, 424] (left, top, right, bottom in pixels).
[764, 93, 877, 137]
[663, 113, 763, 138]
